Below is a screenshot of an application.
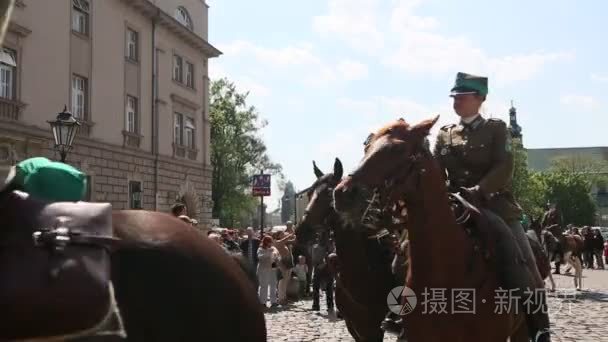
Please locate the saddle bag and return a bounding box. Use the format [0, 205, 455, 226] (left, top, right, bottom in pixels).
[0, 191, 116, 341]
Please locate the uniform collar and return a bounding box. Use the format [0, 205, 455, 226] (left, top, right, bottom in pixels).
[460, 114, 484, 130]
[461, 114, 480, 124]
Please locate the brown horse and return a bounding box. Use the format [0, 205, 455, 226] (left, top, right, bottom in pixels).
[545, 224, 584, 290]
[295, 158, 396, 342]
[0, 190, 266, 341]
[333, 117, 528, 342]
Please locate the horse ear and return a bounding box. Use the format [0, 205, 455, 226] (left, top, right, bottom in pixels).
[333, 158, 343, 180]
[412, 115, 440, 136]
[313, 161, 324, 179]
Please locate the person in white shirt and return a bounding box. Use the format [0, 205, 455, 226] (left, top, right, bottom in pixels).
[257, 236, 279, 308]
[293, 255, 309, 298]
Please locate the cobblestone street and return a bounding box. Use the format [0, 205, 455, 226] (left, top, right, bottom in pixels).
[548, 269, 608, 342]
[265, 269, 608, 341]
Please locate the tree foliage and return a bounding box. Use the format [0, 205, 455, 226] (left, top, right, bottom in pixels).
[540, 170, 597, 226]
[280, 181, 296, 223]
[210, 78, 282, 227]
[512, 143, 547, 219]
[513, 147, 600, 225]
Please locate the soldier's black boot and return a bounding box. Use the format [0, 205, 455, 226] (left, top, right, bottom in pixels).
[311, 289, 320, 311]
[534, 329, 551, 342]
[381, 312, 403, 335]
[312, 276, 321, 311]
[311, 298, 320, 311]
[525, 291, 551, 342]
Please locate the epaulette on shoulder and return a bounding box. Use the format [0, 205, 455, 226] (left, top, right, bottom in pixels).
[439, 124, 456, 131]
[487, 118, 506, 124]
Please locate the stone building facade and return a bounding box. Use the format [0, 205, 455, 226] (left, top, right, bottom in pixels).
[0, 0, 221, 226]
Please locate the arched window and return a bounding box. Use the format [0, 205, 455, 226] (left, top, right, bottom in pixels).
[175, 6, 193, 30]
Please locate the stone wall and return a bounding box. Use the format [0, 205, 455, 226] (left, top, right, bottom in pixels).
[0, 123, 213, 226]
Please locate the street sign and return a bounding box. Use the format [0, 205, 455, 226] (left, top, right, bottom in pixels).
[252, 174, 271, 196]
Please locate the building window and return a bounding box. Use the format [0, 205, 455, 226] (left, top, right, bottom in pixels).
[126, 95, 138, 133]
[185, 117, 195, 148]
[173, 55, 183, 83]
[71, 75, 87, 120]
[126, 28, 138, 61]
[72, 0, 89, 36]
[128, 180, 142, 209]
[174, 6, 193, 30]
[174, 112, 183, 146]
[0, 49, 16, 100]
[185, 62, 194, 88]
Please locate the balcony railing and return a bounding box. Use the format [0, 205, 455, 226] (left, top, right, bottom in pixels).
[122, 130, 142, 148]
[0, 98, 26, 121]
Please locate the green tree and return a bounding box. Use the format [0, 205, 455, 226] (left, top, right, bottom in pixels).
[210, 78, 282, 227]
[511, 143, 547, 219]
[280, 181, 296, 223]
[549, 155, 608, 190]
[539, 170, 597, 225]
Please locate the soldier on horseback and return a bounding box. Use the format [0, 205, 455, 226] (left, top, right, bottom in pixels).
[541, 203, 567, 274]
[433, 72, 552, 342]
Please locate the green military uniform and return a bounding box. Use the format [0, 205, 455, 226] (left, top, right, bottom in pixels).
[433, 72, 551, 342]
[434, 116, 523, 224]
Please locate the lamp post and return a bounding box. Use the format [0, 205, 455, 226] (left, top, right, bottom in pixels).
[48, 106, 80, 163]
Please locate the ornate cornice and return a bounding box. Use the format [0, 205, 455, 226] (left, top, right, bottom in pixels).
[171, 93, 201, 110]
[122, 0, 221, 58]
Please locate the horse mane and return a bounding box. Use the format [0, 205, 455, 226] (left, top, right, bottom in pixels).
[368, 118, 435, 157]
[367, 119, 411, 147]
[308, 174, 337, 191]
[375, 119, 410, 136]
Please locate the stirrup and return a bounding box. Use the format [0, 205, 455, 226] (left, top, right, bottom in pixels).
[381, 317, 403, 336]
[534, 329, 551, 342]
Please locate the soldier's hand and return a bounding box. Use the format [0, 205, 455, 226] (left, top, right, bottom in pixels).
[461, 185, 484, 207]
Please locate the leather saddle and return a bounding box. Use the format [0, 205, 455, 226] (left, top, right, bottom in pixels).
[0, 190, 119, 341]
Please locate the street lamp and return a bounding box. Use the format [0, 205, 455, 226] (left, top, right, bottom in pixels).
[48, 105, 80, 163]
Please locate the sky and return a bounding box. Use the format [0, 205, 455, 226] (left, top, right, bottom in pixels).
[207, 0, 608, 210]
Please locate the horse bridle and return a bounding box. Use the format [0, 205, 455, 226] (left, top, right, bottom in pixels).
[303, 178, 395, 249]
[359, 147, 426, 231]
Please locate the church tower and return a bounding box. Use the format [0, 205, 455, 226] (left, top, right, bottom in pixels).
[508, 100, 523, 147]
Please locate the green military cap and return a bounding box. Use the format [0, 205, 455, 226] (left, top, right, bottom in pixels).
[450, 72, 488, 97]
[2, 157, 87, 202]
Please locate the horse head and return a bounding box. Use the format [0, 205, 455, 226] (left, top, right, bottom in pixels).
[333, 116, 439, 223]
[295, 158, 343, 246]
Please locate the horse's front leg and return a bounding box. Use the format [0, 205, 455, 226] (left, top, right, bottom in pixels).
[571, 256, 583, 290]
[563, 251, 573, 274]
[546, 272, 556, 292]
